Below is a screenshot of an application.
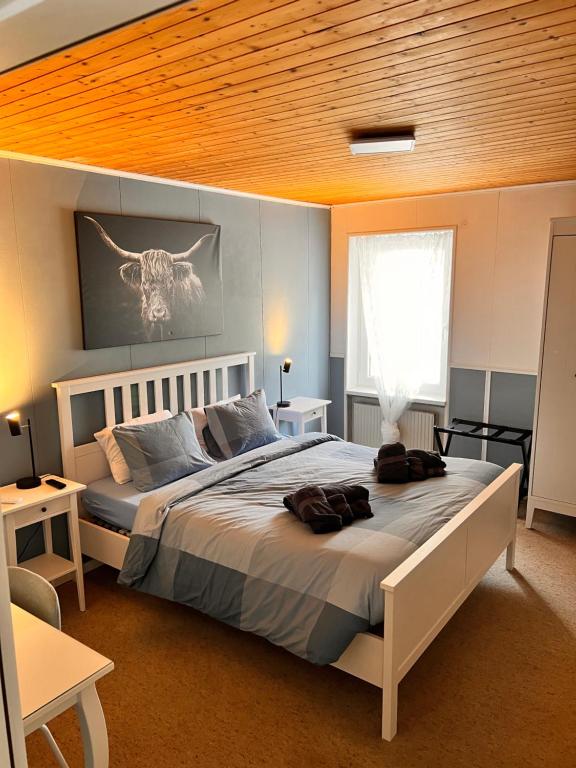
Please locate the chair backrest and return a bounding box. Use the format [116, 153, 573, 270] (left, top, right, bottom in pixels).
[8, 567, 61, 630]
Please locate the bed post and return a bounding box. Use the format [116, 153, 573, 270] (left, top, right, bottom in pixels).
[247, 353, 255, 394]
[506, 469, 521, 571]
[381, 587, 398, 741]
[54, 383, 76, 480]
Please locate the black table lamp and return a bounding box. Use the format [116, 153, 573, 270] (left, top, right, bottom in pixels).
[5, 412, 41, 489]
[277, 358, 292, 408]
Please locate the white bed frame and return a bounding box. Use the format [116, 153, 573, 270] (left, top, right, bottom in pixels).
[52, 352, 521, 741]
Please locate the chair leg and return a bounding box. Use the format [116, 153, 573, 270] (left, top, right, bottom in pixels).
[40, 725, 70, 768]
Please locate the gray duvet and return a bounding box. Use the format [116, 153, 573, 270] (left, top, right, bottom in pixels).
[118, 434, 502, 664]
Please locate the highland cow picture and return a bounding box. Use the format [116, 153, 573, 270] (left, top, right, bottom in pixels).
[75, 211, 222, 349]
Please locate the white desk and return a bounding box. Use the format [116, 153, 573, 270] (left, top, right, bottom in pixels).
[11, 604, 113, 767]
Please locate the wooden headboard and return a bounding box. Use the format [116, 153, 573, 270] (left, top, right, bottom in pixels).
[52, 352, 256, 485]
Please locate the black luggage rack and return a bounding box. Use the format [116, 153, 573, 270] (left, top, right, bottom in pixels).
[433, 418, 532, 497]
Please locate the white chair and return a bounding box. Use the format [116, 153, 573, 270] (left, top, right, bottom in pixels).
[8, 566, 70, 768]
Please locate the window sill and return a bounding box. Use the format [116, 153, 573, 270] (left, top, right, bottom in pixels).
[346, 387, 446, 408]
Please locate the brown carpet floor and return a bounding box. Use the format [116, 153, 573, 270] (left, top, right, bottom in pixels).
[25, 511, 576, 768]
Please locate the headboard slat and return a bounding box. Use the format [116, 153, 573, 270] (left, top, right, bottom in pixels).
[153, 379, 163, 413]
[52, 352, 256, 485]
[121, 385, 132, 422]
[104, 387, 115, 427]
[183, 375, 192, 411]
[197, 372, 205, 408]
[169, 377, 178, 413]
[209, 369, 217, 403]
[138, 383, 148, 416]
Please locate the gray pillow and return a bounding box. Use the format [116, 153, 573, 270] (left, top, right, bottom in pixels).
[204, 389, 281, 459]
[113, 413, 214, 492]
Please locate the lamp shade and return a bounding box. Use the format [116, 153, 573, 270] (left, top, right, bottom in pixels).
[6, 411, 22, 437]
[282, 358, 292, 374]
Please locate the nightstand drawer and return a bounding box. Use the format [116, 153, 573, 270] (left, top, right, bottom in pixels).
[12, 496, 70, 528]
[306, 409, 321, 419]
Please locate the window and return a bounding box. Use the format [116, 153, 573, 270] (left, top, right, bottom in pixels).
[347, 229, 454, 405]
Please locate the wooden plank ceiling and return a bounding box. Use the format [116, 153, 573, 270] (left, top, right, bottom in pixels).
[0, 0, 575, 204]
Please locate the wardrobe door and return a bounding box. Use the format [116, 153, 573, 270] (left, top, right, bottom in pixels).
[532, 235, 576, 503]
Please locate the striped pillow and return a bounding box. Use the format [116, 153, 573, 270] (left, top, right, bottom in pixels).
[204, 389, 281, 459]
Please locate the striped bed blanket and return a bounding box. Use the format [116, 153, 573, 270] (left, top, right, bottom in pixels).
[118, 434, 502, 664]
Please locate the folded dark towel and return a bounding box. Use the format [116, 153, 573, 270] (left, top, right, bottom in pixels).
[407, 449, 446, 478]
[374, 442, 411, 483]
[320, 484, 373, 521]
[406, 448, 446, 469]
[375, 443, 446, 483]
[326, 493, 354, 526]
[283, 484, 373, 533]
[288, 485, 342, 534]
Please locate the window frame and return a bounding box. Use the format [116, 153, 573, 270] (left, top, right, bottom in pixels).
[345, 226, 456, 407]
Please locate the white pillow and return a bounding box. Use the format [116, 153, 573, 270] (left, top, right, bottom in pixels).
[94, 410, 172, 484]
[186, 395, 241, 454]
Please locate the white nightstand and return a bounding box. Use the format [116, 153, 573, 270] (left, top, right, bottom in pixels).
[0, 476, 87, 611]
[273, 396, 332, 435]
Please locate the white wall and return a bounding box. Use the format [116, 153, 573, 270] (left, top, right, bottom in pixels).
[331, 181, 576, 374]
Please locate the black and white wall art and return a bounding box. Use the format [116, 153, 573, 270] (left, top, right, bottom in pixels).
[75, 211, 222, 349]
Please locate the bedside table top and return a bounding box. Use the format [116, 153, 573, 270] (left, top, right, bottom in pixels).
[0, 475, 86, 515]
[277, 397, 332, 414]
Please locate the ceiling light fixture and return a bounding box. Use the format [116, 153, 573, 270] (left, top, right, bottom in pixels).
[349, 135, 415, 155]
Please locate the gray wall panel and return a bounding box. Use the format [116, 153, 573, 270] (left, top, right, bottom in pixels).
[307, 208, 331, 398]
[200, 191, 265, 387]
[1, 161, 330, 487]
[9, 161, 125, 476]
[447, 368, 486, 459]
[0, 160, 330, 560]
[328, 356, 345, 437]
[119, 177, 200, 220]
[0, 158, 32, 486]
[487, 372, 536, 468]
[261, 201, 310, 404]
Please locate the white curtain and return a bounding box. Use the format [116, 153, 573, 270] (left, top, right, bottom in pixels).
[352, 230, 452, 444]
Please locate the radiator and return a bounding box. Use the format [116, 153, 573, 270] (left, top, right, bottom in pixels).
[352, 403, 435, 450]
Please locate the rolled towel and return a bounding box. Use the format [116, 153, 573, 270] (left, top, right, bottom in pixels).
[374, 442, 411, 483]
[406, 455, 426, 481]
[406, 449, 446, 478]
[350, 498, 373, 520]
[326, 493, 354, 526]
[323, 484, 369, 503]
[323, 484, 373, 520]
[283, 484, 373, 531]
[284, 485, 342, 534]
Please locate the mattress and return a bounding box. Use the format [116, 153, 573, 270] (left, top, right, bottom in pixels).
[82, 476, 151, 531]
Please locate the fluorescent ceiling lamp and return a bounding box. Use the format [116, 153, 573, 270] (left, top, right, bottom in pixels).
[349, 136, 415, 155]
[0, 0, 44, 22]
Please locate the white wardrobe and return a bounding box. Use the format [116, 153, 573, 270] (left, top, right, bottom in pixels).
[528, 218, 576, 528]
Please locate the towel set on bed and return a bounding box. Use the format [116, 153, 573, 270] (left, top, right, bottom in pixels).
[283, 484, 373, 534]
[374, 442, 446, 483]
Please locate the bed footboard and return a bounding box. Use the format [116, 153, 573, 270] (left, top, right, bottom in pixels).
[379, 463, 521, 740]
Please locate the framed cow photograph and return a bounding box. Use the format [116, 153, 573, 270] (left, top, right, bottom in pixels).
[74, 211, 222, 349]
